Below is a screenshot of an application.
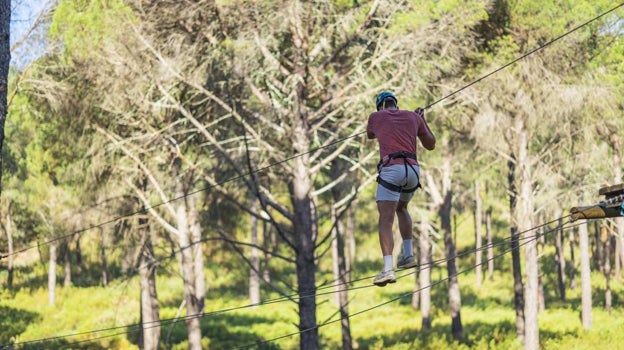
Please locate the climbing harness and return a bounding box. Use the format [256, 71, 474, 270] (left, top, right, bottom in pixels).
[376, 151, 421, 193]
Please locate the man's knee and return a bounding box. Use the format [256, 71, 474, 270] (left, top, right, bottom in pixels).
[396, 201, 409, 213]
[378, 201, 397, 217]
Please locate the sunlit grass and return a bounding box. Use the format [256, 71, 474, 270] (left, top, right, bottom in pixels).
[4, 257, 624, 349]
[3, 210, 624, 349]
[1, 283, 138, 349]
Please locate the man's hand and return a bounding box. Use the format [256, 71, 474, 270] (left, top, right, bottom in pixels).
[415, 108, 424, 119]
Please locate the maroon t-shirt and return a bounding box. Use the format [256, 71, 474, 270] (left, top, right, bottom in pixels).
[367, 109, 427, 166]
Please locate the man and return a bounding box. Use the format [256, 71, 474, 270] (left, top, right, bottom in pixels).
[366, 91, 436, 286]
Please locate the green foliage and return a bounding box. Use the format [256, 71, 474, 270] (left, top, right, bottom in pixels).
[509, 0, 611, 46]
[394, 0, 488, 31]
[49, 0, 134, 60]
[3, 69, 90, 246]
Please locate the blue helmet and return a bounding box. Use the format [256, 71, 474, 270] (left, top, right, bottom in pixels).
[376, 91, 397, 110]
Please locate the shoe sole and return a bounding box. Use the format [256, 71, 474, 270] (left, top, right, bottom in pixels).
[373, 278, 397, 287]
[397, 261, 418, 270]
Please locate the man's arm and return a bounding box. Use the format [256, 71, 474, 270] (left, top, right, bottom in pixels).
[420, 123, 436, 150]
[416, 108, 436, 150]
[367, 114, 376, 139]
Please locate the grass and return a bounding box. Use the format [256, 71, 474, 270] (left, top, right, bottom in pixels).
[3, 214, 624, 349]
[5, 260, 623, 349]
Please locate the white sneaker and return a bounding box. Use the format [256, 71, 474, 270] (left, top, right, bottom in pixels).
[373, 269, 396, 287]
[397, 255, 418, 270]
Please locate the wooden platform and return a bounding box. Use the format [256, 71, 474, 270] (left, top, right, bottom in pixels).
[570, 183, 624, 221]
[570, 205, 621, 221]
[599, 183, 624, 198]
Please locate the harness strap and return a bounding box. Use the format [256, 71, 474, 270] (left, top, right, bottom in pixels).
[377, 176, 419, 193]
[376, 151, 422, 193]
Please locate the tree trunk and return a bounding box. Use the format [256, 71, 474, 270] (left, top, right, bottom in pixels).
[291, 89, 318, 349]
[249, 196, 261, 305]
[174, 175, 202, 350]
[474, 180, 483, 288]
[328, 159, 354, 350]
[5, 206, 13, 288]
[262, 222, 273, 283]
[486, 206, 494, 281]
[331, 221, 342, 300]
[330, 207, 352, 350]
[419, 218, 432, 330]
[345, 204, 356, 284]
[579, 220, 592, 329]
[615, 215, 624, 282]
[188, 193, 205, 314]
[292, 154, 318, 350]
[412, 224, 420, 310]
[537, 274, 545, 313]
[536, 220, 545, 313]
[0, 0, 10, 196]
[523, 217, 539, 339]
[136, 175, 160, 350]
[121, 221, 134, 275]
[176, 209, 202, 349]
[63, 241, 71, 287]
[616, 232, 622, 282]
[507, 157, 525, 342]
[516, 115, 538, 350]
[612, 138, 624, 281]
[569, 227, 577, 289]
[603, 224, 612, 315]
[139, 218, 160, 350]
[412, 263, 420, 310]
[101, 227, 109, 287]
[594, 222, 603, 272]
[48, 243, 57, 306]
[555, 217, 566, 301]
[439, 162, 462, 340]
[442, 192, 462, 340]
[75, 235, 83, 274]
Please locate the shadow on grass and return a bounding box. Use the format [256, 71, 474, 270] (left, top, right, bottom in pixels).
[124, 312, 282, 349]
[356, 317, 577, 349]
[7, 260, 129, 292]
[18, 312, 280, 350]
[3, 264, 46, 294]
[355, 319, 515, 349]
[0, 305, 39, 347]
[18, 338, 109, 350]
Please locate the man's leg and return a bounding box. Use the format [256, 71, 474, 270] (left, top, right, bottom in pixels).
[374, 200, 398, 286]
[396, 200, 412, 242]
[377, 200, 398, 257]
[396, 200, 417, 268]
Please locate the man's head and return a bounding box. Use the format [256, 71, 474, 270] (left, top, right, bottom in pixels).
[376, 91, 398, 111]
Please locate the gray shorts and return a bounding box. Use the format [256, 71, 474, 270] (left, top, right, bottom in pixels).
[376, 164, 421, 202]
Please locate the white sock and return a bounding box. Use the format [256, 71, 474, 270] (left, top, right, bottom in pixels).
[383, 255, 393, 272]
[403, 239, 413, 257]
